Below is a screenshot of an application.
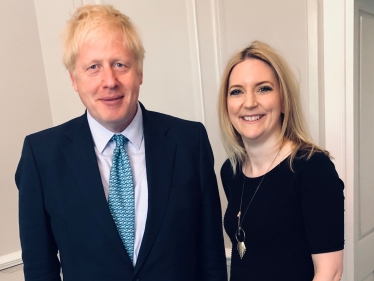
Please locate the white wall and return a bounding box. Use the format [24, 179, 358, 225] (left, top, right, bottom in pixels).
[0, 0, 52, 257]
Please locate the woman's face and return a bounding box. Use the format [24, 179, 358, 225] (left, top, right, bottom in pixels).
[227, 58, 282, 145]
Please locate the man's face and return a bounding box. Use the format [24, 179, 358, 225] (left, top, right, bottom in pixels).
[70, 30, 143, 132]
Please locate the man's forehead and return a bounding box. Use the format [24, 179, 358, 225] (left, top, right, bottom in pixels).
[81, 28, 124, 46]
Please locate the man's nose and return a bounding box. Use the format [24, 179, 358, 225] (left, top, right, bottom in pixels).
[103, 67, 117, 89]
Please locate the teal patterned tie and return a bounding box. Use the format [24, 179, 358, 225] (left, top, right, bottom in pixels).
[108, 134, 135, 263]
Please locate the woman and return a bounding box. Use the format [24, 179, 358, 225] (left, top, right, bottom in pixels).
[218, 41, 344, 281]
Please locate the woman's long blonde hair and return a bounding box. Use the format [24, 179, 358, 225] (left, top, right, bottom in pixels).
[218, 41, 328, 174]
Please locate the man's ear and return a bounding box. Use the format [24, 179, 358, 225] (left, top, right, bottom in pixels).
[69, 72, 78, 92]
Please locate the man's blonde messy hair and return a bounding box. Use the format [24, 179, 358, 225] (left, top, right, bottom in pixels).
[61, 4, 145, 73]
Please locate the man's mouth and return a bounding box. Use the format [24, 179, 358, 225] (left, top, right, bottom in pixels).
[100, 96, 123, 102]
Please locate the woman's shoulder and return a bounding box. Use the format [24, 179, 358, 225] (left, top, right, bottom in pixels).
[292, 149, 342, 190]
[220, 158, 242, 198]
[292, 149, 334, 172]
[220, 158, 235, 179]
[220, 158, 245, 183]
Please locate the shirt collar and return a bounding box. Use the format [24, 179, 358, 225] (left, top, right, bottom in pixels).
[87, 102, 144, 153]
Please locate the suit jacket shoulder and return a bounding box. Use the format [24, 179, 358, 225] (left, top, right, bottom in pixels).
[25, 114, 88, 145]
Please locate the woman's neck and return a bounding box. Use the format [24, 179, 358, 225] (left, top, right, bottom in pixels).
[243, 138, 293, 177]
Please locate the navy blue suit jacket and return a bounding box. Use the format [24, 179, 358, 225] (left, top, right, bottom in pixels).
[15, 103, 227, 281]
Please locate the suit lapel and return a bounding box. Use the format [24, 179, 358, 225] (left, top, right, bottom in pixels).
[61, 114, 133, 267]
[134, 104, 176, 275]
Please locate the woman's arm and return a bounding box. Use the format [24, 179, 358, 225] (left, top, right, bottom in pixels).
[298, 153, 345, 281]
[312, 250, 343, 281]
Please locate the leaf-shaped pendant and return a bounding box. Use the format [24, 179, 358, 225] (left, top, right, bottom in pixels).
[237, 241, 246, 259]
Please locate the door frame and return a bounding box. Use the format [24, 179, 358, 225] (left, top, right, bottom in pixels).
[311, 0, 355, 280]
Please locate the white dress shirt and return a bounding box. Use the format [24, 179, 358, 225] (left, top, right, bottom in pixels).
[87, 103, 148, 266]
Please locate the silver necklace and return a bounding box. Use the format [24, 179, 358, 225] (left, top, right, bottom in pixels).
[235, 149, 281, 259]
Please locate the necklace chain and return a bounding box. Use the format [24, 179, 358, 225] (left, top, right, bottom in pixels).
[237, 148, 281, 228]
[235, 148, 281, 259]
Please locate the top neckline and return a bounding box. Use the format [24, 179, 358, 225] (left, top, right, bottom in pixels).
[241, 154, 290, 180]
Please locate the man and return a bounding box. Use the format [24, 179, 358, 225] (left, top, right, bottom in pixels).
[15, 4, 227, 281]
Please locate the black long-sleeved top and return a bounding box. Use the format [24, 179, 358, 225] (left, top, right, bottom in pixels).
[221, 151, 344, 281]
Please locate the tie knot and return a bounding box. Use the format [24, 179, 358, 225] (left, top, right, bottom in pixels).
[112, 134, 127, 147]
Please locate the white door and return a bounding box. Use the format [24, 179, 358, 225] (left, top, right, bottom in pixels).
[355, 0, 374, 280]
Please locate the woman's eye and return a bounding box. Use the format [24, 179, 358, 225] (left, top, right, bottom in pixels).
[229, 89, 242, 96]
[258, 86, 272, 92]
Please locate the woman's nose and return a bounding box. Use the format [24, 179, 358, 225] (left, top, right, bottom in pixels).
[243, 92, 257, 109]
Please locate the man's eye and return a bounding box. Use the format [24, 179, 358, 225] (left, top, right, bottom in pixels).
[229, 89, 242, 96]
[259, 86, 272, 92]
[89, 65, 98, 70]
[115, 63, 125, 68]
